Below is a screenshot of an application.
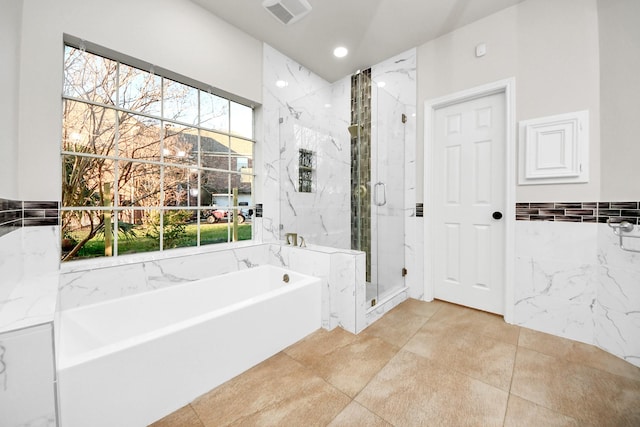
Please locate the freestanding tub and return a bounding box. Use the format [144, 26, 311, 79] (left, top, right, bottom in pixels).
[56, 265, 321, 427]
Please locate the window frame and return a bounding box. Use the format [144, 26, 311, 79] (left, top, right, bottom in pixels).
[61, 37, 258, 261]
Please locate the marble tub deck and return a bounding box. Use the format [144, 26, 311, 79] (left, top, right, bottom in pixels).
[151, 298, 640, 426]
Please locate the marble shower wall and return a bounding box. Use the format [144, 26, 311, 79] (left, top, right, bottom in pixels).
[261, 44, 418, 301]
[278, 80, 352, 249]
[260, 44, 335, 244]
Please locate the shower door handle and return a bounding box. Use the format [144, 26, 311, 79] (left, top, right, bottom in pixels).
[374, 182, 387, 206]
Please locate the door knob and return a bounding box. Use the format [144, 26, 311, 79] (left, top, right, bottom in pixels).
[492, 211, 503, 220]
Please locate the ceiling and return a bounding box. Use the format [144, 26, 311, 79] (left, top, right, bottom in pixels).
[191, 0, 526, 82]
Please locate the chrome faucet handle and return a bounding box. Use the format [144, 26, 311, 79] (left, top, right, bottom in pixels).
[285, 232, 298, 246]
[299, 236, 306, 248]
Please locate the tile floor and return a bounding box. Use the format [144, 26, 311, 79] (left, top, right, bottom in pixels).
[151, 299, 640, 426]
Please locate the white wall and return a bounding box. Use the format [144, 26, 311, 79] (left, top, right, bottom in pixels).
[417, 0, 601, 202]
[0, 0, 22, 199]
[598, 0, 640, 201]
[16, 0, 263, 201]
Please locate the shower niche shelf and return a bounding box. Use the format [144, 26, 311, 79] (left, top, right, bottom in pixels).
[298, 149, 314, 193]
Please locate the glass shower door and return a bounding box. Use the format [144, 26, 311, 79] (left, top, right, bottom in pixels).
[369, 79, 406, 304]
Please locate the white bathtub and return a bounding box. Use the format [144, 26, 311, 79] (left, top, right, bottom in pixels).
[56, 265, 321, 427]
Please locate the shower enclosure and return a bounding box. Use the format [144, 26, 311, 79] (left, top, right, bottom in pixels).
[278, 69, 406, 308]
[351, 70, 406, 306]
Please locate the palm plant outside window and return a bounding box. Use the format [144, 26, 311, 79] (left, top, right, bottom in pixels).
[61, 43, 255, 261]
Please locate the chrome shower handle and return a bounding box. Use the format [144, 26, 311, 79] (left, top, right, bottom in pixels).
[607, 219, 634, 233]
[374, 182, 387, 206]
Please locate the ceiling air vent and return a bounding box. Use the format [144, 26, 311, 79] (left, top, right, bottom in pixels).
[262, 0, 312, 25]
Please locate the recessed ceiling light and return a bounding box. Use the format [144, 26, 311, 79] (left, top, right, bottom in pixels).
[275, 80, 288, 88]
[333, 46, 348, 58]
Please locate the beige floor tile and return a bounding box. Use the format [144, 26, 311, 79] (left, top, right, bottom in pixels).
[503, 395, 579, 427]
[393, 298, 446, 319]
[191, 352, 323, 426]
[327, 401, 392, 427]
[405, 320, 517, 391]
[428, 301, 521, 345]
[355, 350, 509, 426]
[284, 327, 358, 365]
[511, 347, 640, 426]
[149, 404, 204, 427]
[303, 334, 399, 397]
[229, 379, 350, 427]
[361, 303, 429, 348]
[158, 302, 640, 427]
[519, 327, 640, 381]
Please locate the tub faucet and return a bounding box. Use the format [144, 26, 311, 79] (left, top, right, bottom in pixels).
[299, 236, 306, 248]
[285, 233, 298, 246]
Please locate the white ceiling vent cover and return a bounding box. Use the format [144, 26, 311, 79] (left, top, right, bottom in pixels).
[262, 0, 312, 25]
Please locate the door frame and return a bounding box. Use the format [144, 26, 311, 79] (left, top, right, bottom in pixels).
[423, 78, 516, 323]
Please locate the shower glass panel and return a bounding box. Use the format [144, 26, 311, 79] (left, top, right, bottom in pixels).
[352, 72, 406, 306]
[370, 77, 406, 305]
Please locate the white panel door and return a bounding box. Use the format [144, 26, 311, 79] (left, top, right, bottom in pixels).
[433, 92, 505, 314]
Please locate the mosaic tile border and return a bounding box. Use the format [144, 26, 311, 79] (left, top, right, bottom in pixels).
[516, 201, 640, 224]
[0, 198, 59, 238]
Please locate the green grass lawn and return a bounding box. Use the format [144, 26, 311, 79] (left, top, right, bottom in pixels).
[68, 222, 252, 259]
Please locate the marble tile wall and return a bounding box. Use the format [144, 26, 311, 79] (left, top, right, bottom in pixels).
[514, 201, 640, 367]
[0, 228, 23, 309]
[278, 80, 351, 249]
[268, 244, 365, 333]
[59, 243, 271, 310]
[0, 200, 59, 427]
[0, 323, 57, 427]
[0, 198, 59, 285]
[1, 197, 60, 332]
[514, 221, 598, 344]
[596, 223, 640, 367]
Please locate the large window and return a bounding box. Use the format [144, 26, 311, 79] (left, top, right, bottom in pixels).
[61, 44, 255, 261]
